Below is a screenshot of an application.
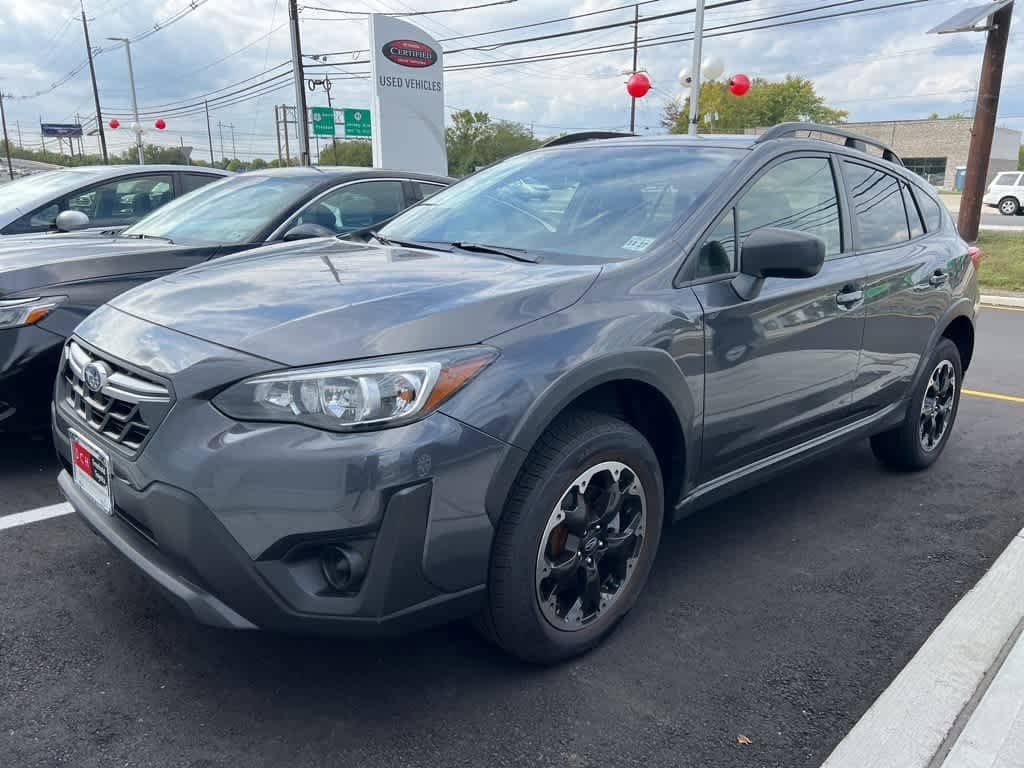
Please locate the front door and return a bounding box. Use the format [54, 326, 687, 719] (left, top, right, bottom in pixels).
[689, 154, 867, 481]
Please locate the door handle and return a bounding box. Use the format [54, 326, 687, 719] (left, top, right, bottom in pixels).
[929, 270, 949, 287]
[836, 288, 864, 307]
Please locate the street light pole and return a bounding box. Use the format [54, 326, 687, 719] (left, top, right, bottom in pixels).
[108, 37, 144, 164]
[629, 5, 639, 133]
[687, 0, 706, 136]
[288, 0, 311, 166]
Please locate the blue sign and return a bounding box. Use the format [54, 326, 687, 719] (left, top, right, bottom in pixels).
[40, 123, 83, 138]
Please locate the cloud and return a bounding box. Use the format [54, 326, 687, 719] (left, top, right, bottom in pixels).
[1, 0, 1020, 160]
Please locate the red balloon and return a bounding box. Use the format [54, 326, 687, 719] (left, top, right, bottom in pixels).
[154, 118, 166, 130]
[626, 72, 652, 99]
[108, 118, 120, 129]
[729, 74, 751, 96]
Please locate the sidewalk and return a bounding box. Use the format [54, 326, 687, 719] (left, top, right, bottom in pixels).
[821, 528, 1024, 768]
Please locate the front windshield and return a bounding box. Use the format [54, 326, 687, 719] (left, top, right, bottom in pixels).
[0, 169, 110, 211]
[380, 145, 743, 261]
[123, 175, 318, 244]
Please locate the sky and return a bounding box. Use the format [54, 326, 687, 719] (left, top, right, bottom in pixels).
[0, 0, 1021, 162]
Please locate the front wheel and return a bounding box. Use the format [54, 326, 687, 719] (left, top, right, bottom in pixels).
[870, 338, 962, 471]
[479, 411, 664, 664]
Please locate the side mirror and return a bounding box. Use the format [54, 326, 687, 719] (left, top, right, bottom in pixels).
[732, 227, 826, 301]
[55, 210, 91, 233]
[282, 223, 336, 242]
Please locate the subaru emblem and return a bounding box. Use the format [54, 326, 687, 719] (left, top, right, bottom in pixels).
[83, 361, 109, 393]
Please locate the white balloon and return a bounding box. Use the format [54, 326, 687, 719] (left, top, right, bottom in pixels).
[702, 56, 725, 81]
[678, 67, 693, 87]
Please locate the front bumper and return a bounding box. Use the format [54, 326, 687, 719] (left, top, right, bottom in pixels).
[54, 400, 514, 635]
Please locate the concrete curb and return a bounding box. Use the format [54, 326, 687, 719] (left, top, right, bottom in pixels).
[981, 294, 1024, 308]
[820, 529, 1024, 768]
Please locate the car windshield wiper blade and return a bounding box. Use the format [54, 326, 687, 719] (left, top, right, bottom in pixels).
[447, 241, 540, 263]
[370, 234, 450, 252]
[123, 232, 174, 244]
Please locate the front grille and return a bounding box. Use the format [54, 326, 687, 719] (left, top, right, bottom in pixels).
[59, 340, 173, 453]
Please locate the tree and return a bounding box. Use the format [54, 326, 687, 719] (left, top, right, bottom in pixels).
[445, 110, 540, 176]
[319, 140, 372, 166]
[1019, 144, 1024, 171]
[249, 157, 268, 170]
[663, 75, 847, 134]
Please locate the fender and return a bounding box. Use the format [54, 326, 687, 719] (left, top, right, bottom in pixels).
[482, 348, 700, 525]
[907, 297, 976, 397]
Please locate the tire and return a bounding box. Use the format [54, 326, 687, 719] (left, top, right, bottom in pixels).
[478, 411, 664, 664]
[998, 197, 1020, 216]
[870, 338, 962, 471]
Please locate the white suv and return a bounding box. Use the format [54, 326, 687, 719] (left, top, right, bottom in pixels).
[983, 171, 1023, 215]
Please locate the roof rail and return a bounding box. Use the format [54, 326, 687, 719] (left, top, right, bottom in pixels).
[755, 122, 904, 166]
[542, 131, 635, 148]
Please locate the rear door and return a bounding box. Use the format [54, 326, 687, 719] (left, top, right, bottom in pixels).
[690, 153, 868, 480]
[844, 160, 958, 414]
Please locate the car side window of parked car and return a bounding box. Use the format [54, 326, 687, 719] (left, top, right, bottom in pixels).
[68, 174, 175, 227]
[902, 183, 925, 238]
[913, 188, 943, 233]
[296, 180, 407, 234]
[843, 161, 910, 249]
[739, 156, 842, 254]
[696, 156, 842, 278]
[181, 173, 217, 195]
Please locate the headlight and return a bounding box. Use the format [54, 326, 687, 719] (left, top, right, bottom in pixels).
[0, 296, 65, 330]
[213, 347, 498, 431]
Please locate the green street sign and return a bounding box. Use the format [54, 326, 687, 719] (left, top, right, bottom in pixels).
[343, 108, 371, 138]
[311, 106, 335, 137]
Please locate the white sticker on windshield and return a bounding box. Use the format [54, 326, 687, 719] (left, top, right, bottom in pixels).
[622, 236, 656, 252]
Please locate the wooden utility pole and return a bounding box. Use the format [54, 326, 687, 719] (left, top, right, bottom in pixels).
[79, 0, 108, 163]
[958, 1, 1014, 241]
[0, 92, 13, 180]
[204, 100, 214, 165]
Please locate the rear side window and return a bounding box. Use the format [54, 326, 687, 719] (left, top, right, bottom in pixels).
[182, 173, 219, 194]
[902, 184, 925, 238]
[916, 189, 944, 233]
[843, 162, 909, 249]
[992, 172, 1021, 187]
[736, 156, 842, 258]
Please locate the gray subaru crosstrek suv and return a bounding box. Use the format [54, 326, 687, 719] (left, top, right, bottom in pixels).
[54, 124, 979, 663]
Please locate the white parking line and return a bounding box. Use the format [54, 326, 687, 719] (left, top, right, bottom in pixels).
[0, 502, 73, 531]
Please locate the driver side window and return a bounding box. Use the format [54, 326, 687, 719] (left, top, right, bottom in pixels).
[295, 181, 406, 234]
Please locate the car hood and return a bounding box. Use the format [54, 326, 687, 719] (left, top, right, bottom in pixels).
[0, 235, 193, 296]
[110, 238, 601, 366]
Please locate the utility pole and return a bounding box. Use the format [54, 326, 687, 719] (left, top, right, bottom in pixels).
[629, 5, 639, 133]
[274, 105, 284, 165]
[80, 0, 108, 163]
[217, 120, 225, 162]
[204, 100, 214, 165]
[15, 119, 22, 149]
[288, 0, 310, 165]
[687, 0, 706, 136]
[179, 135, 189, 166]
[0, 92, 14, 180]
[108, 37, 144, 164]
[229, 123, 236, 160]
[282, 105, 292, 166]
[958, 1, 1014, 241]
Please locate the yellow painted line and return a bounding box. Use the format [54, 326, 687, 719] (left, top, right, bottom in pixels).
[963, 388, 1024, 405]
[981, 304, 1024, 313]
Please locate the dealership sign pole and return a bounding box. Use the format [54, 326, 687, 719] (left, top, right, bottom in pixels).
[369, 15, 447, 175]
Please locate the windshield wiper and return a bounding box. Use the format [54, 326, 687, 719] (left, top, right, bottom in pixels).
[370, 233, 450, 252]
[123, 233, 174, 244]
[448, 241, 540, 263]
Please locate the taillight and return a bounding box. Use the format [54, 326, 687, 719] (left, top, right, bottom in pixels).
[968, 246, 981, 269]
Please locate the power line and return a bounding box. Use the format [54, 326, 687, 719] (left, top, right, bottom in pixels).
[301, 0, 518, 15]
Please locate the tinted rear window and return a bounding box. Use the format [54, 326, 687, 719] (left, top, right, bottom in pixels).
[844, 162, 909, 249]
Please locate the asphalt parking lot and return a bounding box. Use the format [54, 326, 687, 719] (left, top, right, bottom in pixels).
[2, 306, 1023, 768]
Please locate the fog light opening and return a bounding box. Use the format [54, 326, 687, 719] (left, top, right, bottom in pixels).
[320, 545, 366, 592]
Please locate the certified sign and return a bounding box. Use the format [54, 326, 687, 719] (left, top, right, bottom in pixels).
[369, 14, 446, 175]
[381, 39, 438, 68]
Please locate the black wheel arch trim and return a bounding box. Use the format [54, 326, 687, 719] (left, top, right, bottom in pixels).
[482, 348, 698, 525]
[911, 298, 975, 393]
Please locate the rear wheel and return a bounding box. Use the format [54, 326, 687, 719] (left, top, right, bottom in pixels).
[479, 411, 663, 664]
[870, 338, 962, 471]
[998, 197, 1020, 216]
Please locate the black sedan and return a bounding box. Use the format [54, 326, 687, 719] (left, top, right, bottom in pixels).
[0, 166, 452, 430]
